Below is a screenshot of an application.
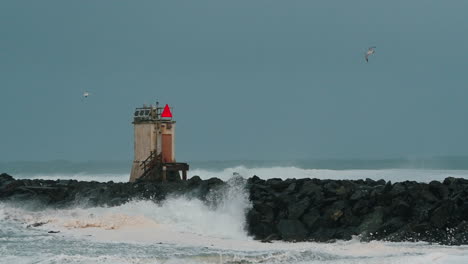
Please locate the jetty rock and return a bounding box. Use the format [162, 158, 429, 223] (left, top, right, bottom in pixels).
[245, 176, 468, 245]
[2, 172, 468, 245]
[0, 173, 225, 207]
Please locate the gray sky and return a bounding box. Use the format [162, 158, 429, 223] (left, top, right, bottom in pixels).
[1, 0, 468, 162]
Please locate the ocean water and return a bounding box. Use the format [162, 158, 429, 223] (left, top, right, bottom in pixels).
[2, 161, 468, 263]
[10, 166, 468, 183]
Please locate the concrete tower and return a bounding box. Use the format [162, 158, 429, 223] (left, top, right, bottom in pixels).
[129, 102, 188, 182]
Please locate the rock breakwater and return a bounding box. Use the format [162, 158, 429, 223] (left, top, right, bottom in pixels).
[1, 173, 468, 245]
[0, 173, 224, 207]
[246, 176, 468, 245]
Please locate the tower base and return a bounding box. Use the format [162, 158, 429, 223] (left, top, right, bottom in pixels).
[131, 161, 189, 182]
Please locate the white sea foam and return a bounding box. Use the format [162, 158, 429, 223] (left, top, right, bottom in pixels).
[3, 170, 468, 263]
[190, 166, 468, 182]
[13, 167, 468, 183]
[2, 195, 468, 263]
[0, 176, 251, 243]
[14, 173, 130, 182]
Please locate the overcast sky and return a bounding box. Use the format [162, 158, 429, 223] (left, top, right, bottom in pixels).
[1, 0, 468, 162]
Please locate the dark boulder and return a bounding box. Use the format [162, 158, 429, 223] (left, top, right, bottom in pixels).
[301, 207, 321, 229]
[350, 187, 370, 201]
[352, 199, 372, 215]
[246, 209, 275, 240]
[323, 200, 347, 226]
[266, 178, 290, 192]
[357, 206, 385, 236]
[429, 181, 449, 200]
[389, 183, 406, 197]
[298, 181, 321, 196]
[288, 197, 310, 219]
[452, 221, 468, 244]
[310, 228, 336, 242]
[0, 173, 15, 187]
[375, 217, 406, 238]
[276, 219, 308, 241]
[253, 202, 275, 223]
[391, 199, 411, 218]
[187, 175, 202, 186]
[430, 201, 455, 228]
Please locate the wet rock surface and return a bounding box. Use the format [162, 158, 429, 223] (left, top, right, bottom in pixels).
[2, 172, 468, 245]
[246, 175, 468, 245]
[0, 173, 226, 208]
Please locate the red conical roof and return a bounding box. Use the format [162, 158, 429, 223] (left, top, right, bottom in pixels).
[161, 104, 172, 118]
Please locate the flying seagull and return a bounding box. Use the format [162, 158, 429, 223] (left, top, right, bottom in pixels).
[365, 47, 376, 62]
[81, 91, 91, 101]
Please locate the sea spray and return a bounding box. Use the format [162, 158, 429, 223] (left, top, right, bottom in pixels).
[3, 172, 468, 263]
[2, 199, 468, 263]
[200, 174, 252, 239]
[191, 166, 468, 182]
[10, 167, 468, 184]
[1, 174, 252, 241]
[13, 173, 130, 183]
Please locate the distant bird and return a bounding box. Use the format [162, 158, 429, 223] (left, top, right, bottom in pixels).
[365, 47, 376, 62]
[81, 91, 91, 102]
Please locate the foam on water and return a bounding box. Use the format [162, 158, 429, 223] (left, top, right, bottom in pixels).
[13, 166, 468, 183]
[0, 176, 251, 242]
[2, 207, 468, 264]
[1, 202, 468, 263]
[3, 170, 468, 263]
[191, 166, 468, 182]
[14, 173, 130, 182]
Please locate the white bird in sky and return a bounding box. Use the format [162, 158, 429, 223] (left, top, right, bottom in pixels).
[81, 91, 92, 101]
[365, 47, 376, 62]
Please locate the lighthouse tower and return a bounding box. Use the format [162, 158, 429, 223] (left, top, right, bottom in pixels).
[129, 102, 189, 182]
